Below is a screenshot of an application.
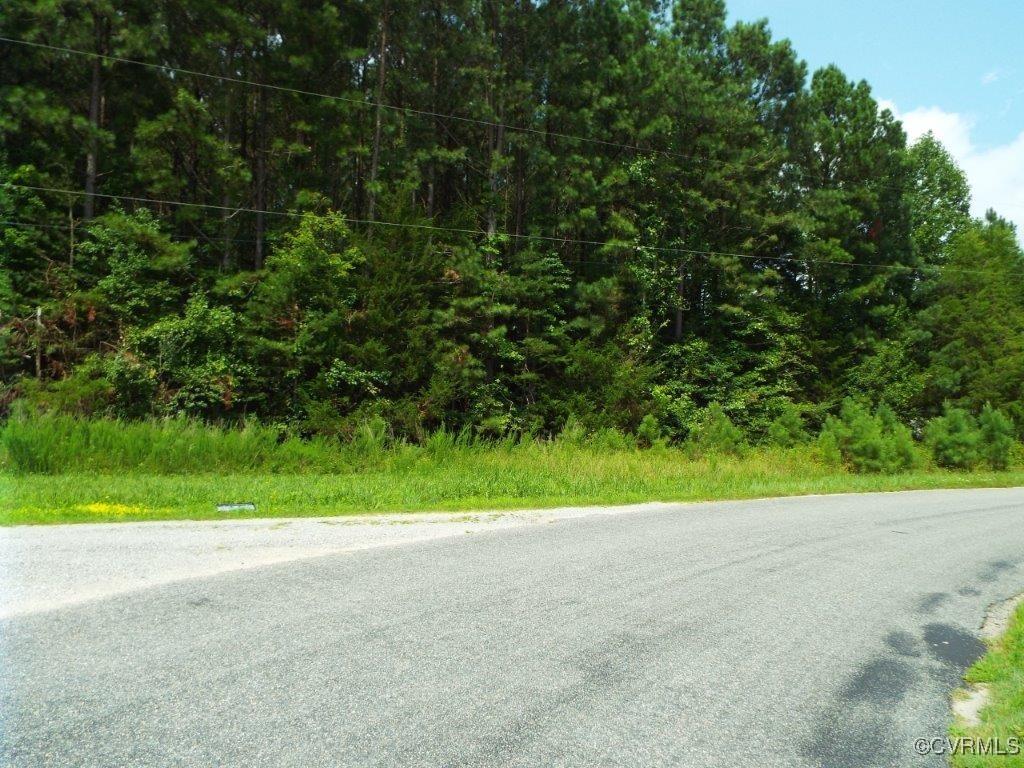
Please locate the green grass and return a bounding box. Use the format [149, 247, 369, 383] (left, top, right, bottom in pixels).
[0, 414, 355, 474]
[3, 415, 1022, 525]
[952, 601, 1024, 767]
[4, 439, 1024, 525]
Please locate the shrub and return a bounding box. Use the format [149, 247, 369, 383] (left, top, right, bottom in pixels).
[978, 403, 1015, 470]
[767, 402, 807, 448]
[690, 403, 745, 456]
[636, 414, 663, 448]
[346, 416, 392, 464]
[422, 427, 474, 462]
[814, 428, 844, 467]
[876, 404, 919, 471]
[925, 406, 981, 470]
[556, 414, 588, 446]
[16, 356, 118, 417]
[820, 399, 918, 473]
[588, 427, 637, 451]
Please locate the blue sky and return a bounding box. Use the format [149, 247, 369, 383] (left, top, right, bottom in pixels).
[726, 0, 1024, 233]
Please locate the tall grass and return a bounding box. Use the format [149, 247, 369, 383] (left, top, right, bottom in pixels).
[5, 445, 1024, 525]
[0, 414, 590, 475]
[0, 415, 357, 474]
[4, 416, 1024, 525]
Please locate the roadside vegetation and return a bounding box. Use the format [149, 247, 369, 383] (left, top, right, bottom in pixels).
[952, 601, 1024, 767]
[4, 2, 1024, 528]
[5, 4, 1024, 472]
[2, 411, 1021, 525]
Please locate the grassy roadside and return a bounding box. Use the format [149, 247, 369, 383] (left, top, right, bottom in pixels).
[4, 444, 1024, 525]
[951, 601, 1024, 767]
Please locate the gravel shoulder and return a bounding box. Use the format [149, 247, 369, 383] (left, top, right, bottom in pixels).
[0, 502, 677, 618]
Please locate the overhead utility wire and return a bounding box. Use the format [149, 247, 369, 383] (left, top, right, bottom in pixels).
[1, 36, 935, 206]
[10, 183, 1012, 279]
[0, 217, 266, 246]
[0, 36, 715, 164]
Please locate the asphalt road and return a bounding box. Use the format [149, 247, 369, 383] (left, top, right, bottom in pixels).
[3, 488, 1024, 768]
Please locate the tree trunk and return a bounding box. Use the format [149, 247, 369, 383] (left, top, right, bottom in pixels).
[367, 0, 389, 222]
[675, 262, 685, 339]
[486, 3, 503, 240]
[35, 306, 43, 379]
[221, 90, 233, 271]
[512, 3, 528, 239]
[427, 48, 438, 217]
[68, 204, 76, 265]
[83, 14, 104, 220]
[254, 85, 267, 270]
[486, 99, 504, 240]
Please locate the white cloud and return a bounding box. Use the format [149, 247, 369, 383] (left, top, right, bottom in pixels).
[981, 69, 1001, 86]
[880, 99, 1024, 238]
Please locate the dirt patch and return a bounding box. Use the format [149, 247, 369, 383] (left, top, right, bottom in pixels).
[950, 591, 1024, 727]
[952, 684, 990, 727]
[980, 592, 1024, 640]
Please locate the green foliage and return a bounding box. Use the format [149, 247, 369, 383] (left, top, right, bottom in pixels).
[75, 210, 193, 326]
[7, 425, 1024, 525]
[347, 416, 393, 460]
[128, 295, 250, 419]
[820, 400, 919, 473]
[978, 404, 1015, 471]
[636, 414, 664, 448]
[247, 212, 371, 426]
[814, 428, 844, 468]
[0, 413, 347, 475]
[924, 403, 1016, 471]
[131, 89, 250, 213]
[906, 132, 972, 269]
[953, 602, 1024, 768]
[690, 403, 746, 456]
[15, 356, 118, 416]
[767, 402, 808, 448]
[556, 415, 588, 447]
[925, 406, 982, 470]
[253, 213, 363, 317]
[0, 0, 1016, 454]
[843, 333, 927, 422]
[922, 217, 1024, 430]
[588, 427, 637, 452]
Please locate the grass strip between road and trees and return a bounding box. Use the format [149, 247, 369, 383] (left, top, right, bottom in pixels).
[3, 415, 1024, 525]
[951, 601, 1024, 767]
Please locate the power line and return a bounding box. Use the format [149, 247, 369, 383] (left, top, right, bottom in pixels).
[10, 183, 1017, 279]
[3, 182, 888, 268]
[0, 217, 267, 245]
[3, 35, 928, 196]
[0, 215, 614, 271]
[9, 212, 1021, 280]
[1, 31, 943, 253]
[0, 35, 728, 165]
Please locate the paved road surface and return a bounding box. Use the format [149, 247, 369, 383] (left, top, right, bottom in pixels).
[3, 489, 1023, 767]
[1, 505, 674, 618]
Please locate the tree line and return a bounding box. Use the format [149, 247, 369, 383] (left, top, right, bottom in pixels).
[1, 0, 1022, 444]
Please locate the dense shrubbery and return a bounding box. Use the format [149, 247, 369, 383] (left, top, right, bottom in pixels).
[978, 404, 1016, 471]
[925, 403, 1015, 470]
[4, 403, 1018, 476]
[767, 403, 809, 448]
[689, 404, 746, 457]
[819, 401, 919, 474]
[4, 3, 1024, 451]
[926, 406, 982, 470]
